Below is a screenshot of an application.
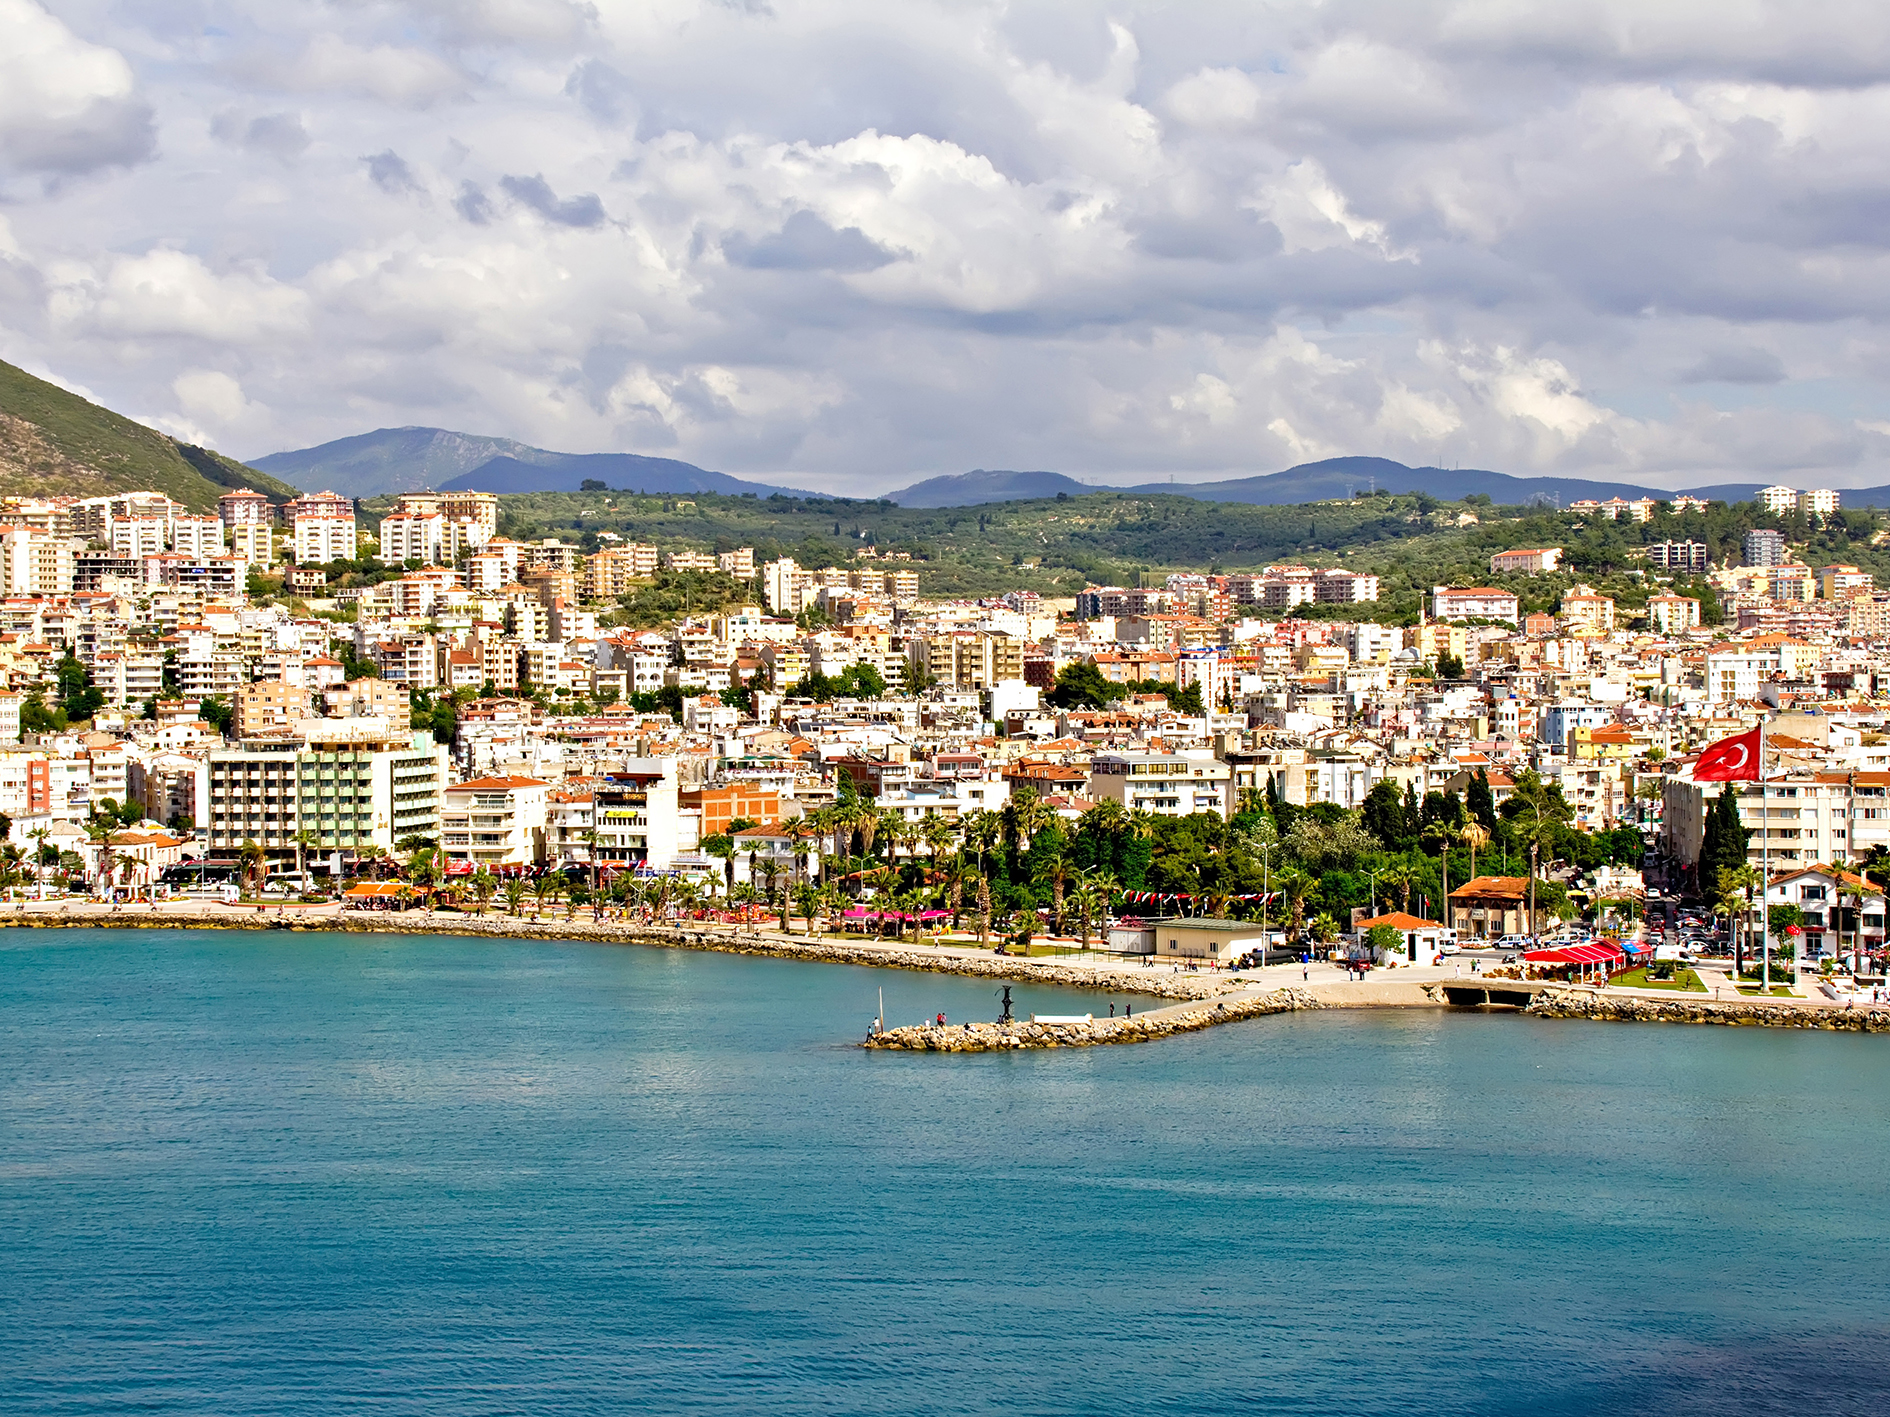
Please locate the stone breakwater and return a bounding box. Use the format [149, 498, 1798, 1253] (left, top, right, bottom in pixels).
[864, 987, 1326, 1051]
[4, 909, 1237, 1003]
[1527, 984, 1890, 1032]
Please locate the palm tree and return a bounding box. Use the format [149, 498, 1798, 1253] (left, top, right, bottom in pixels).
[963, 809, 1000, 880]
[469, 868, 497, 916]
[530, 872, 557, 917]
[1032, 837, 1075, 937]
[704, 833, 737, 902]
[1460, 821, 1491, 887]
[580, 825, 604, 920]
[1272, 865, 1315, 944]
[976, 872, 993, 947]
[922, 813, 956, 875]
[892, 816, 923, 866]
[502, 877, 528, 916]
[1070, 870, 1115, 950]
[855, 806, 883, 865]
[293, 829, 319, 895]
[28, 825, 49, 901]
[946, 861, 976, 932]
[1307, 912, 1341, 950]
[1421, 823, 1456, 930]
[1841, 871, 1869, 974]
[234, 837, 263, 899]
[1004, 787, 1053, 854]
[793, 881, 821, 936]
[1378, 862, 1416, 916]
[1720, 863, 1762, 974]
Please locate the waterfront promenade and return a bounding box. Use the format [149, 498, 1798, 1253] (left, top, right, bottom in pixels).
[8, 897, 1890, 1038]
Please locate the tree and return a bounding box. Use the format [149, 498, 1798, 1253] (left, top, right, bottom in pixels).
[501, 877, 528, 916]
[1165, 681, 1205, 715]
[236, 837, 264, 896]
[199, 695, 234, 737]
[1435, 651, 1465, 679]
[470, 868, 497, 916]
[1421, 821, 1456, 929]
[1273, 866, 1315, 942]
[1360, 781, 1409, 851]
[1366, 922, 1404, 960]
[293, 829, 319, 895]
[1460, 821, 1491, 886]
[1718, 864, 1761, 974]
[1046, 661, 1115, 709]
[1030, 833, 1076, 936]
[1699, 786, 1750, 899]
[1466, 770, 1499, 833]
[703, 833, 736, 902]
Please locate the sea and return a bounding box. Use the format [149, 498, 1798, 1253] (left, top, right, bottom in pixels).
[2, 927, 1887, 1416]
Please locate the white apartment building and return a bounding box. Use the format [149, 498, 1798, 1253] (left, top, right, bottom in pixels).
[293, 513, 356, 565]
[0, 527, 78, 595]
[229, 520, 275, 566]
[205, 721, 446, 860]
[1662, 768, 1855, 872]
[1648, 594, 1702, 634]
[1758, 485, 1801, 515]
[378, 513, 442, 565]
[1432, 586, 1520, 623]
[440, 775, 549, 869]
[109, 518, 168, 559]
[170, 516, 225, 558]
[1087, 753, 1233, 819]
[1491, 548, 1563, 575]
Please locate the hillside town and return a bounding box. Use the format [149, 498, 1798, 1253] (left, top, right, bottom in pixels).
[0, 481, 1882, 978]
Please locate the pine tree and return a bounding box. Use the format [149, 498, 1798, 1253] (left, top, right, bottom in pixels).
[1700, 786, 1749, 894]
[1468, 769, 1498, 833]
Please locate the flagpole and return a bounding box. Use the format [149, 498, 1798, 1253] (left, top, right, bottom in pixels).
[1759, 714, 1769, 993]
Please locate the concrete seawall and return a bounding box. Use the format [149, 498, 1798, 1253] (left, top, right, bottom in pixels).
[865, 987, 1326, 1051]
[0, 908, 1240, 1003]
[1526, 984, 1890, 1032]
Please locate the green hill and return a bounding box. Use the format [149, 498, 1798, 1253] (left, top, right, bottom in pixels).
[0, 359, 300, 510]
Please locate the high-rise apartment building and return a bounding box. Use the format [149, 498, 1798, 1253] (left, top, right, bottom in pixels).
[1742, 528, 1787, 567]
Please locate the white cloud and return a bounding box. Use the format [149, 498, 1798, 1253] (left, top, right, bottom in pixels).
[1162, 67, 1263, 130]
[0, 0, 152, 173]
[49, 249, 310, 342]
[1, 0, 1889, 490]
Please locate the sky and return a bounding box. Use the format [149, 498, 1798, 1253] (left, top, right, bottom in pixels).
[4, 0, 1890, 496]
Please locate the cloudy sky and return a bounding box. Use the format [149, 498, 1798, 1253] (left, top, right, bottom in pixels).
[4, 0, 1890, 495]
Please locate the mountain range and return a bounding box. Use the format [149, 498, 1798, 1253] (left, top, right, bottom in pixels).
[250, 427, 807, 499]
[883, 459, 1772, 508]
[5, 364, 1888, 516]
[0, 358, 299, 511]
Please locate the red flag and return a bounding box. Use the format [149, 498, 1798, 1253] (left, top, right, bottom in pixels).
[1694, 725, 1761, 781]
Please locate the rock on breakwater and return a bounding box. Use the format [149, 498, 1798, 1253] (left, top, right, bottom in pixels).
[1527, 984, 1890, 1032]
[864, 986, 1325, 1051]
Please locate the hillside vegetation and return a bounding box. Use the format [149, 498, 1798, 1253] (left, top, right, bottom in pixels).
[0, 359, 300, 511]
[359, 483, 1884, 620]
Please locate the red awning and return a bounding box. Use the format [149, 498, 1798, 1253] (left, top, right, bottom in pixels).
[1522, 942, 1624, 965]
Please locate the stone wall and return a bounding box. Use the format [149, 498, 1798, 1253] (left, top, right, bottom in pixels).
[12, 910, 1243, 1003]
[1527, 985, 1890, 1032]
[864, 987, 1325, 1051]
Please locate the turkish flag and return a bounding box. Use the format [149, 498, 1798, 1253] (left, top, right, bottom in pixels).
[1695, 725, 1761, 781]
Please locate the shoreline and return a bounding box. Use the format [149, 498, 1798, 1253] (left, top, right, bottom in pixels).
[5, 903, 1888, 1040]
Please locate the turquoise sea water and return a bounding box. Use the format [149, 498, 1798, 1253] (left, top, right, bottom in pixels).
[2, 928, 1888, 1416]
